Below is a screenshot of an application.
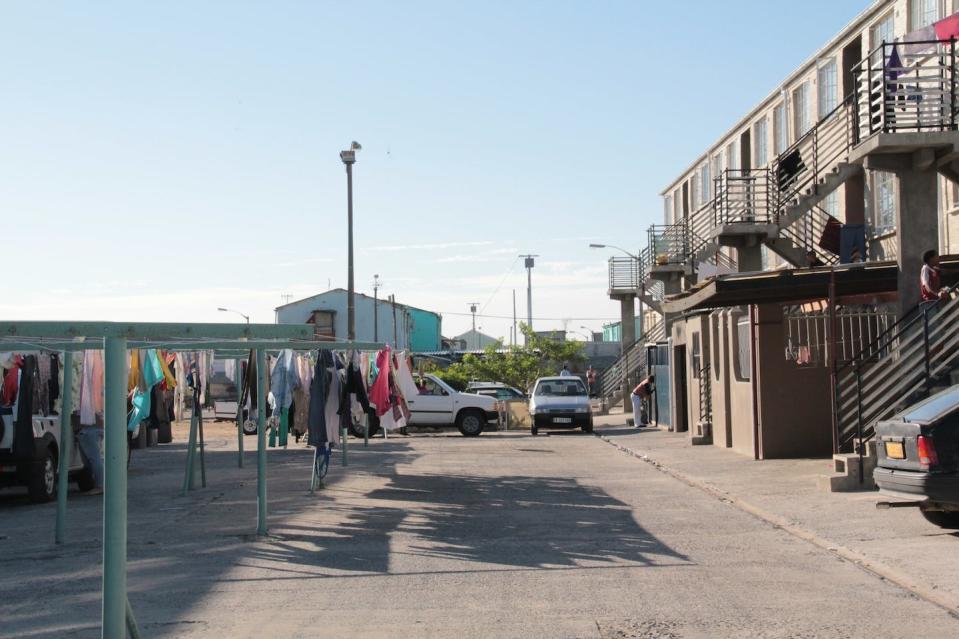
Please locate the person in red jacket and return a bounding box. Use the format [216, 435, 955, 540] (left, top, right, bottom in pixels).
[921, 249, 948, 302]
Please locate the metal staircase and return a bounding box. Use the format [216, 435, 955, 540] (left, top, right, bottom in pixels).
[598, 319, 667, 401]
[834, 283, 959, 458]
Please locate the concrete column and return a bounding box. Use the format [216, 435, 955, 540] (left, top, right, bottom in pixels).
[618, 295, 636, 415]
[896, 168, 939, 316]
[843, 175, 865, 225]
[736, 245, 763, 272]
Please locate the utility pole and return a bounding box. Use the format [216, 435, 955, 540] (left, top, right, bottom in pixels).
[512, 289, 517, 347]
[280, 293, 293, 305]
[373, 274, 381, 341]
[468, 302, 480, 350]
[391, 294, 399, 347]
[340, 141, 361, 341]
[519, 254, 538, 341]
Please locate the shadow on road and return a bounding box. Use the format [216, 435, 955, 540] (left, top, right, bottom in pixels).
[246, 471, 691, 575]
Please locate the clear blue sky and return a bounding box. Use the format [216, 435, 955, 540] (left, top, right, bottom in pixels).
[3, 0, 868, 341]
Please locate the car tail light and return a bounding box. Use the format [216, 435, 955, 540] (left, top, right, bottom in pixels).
[918, 435, 939, 469]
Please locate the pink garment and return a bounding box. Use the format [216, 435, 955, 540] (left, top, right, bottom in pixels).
[369, 348, 392, 418]
[79, 350, 104, 425]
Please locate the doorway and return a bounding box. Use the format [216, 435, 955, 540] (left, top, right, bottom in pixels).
[673, 345, 689, 433]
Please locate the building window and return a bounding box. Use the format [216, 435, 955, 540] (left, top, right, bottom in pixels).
[691, 332, 701, 379]
[712, 153, 724, 185]
[698, 163, 711, 207]
[911, 0, 941, 30]
[734, 315, 751, 381]
[874, 171, 896, 232]
[754, 117, 769, 167]
[870, 13, 895, 66]
[674, 188, 682, 220]
[822, 190, 839, 218]
[664, 195, 673, 222]
[727, 141, 739, 172]
[818, 59, 838, 118]
[774, 103, 788, 155]
[793, 82, 812, 138]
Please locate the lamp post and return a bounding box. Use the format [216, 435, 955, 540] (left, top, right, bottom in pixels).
[468, 302, 480, 350]
[217, 307, 250, 324]
[579, 325, 594, 342]
[373, 274, 380, 341]
[340, 141, 362, 340]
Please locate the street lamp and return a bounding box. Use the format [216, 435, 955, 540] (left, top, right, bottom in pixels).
[589, 243, 640, 260]
[579, 325, 595, 341]
[340, 141, 362, 341]
[217, 307, 250, 324]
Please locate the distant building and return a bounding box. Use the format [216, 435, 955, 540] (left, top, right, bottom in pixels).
[450, 329, 499, 351]
[275, 289, 442, 352]
[534, 330, 566, 343]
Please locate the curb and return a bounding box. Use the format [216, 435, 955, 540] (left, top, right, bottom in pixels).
[595, 431, 959, 619]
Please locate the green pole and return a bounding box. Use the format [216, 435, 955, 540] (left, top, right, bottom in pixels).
[181, 402, 198, 495]
[256, 348, 267, 536]
[236, 358, 244, 468]
[198, 403, 207, 488]
[55, 350, 75, 544]
[102, 336, 128, 639]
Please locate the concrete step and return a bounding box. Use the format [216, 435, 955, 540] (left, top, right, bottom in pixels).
[818, 440, 878, 492]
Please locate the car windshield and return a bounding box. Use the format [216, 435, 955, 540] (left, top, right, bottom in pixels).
[535, 379, 587, 397]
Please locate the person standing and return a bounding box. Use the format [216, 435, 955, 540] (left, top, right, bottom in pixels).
[559, 364, 572, 377]
[631, 375, 654, 427]
[586, 366, 597, 396]
[921, 249, 948, 302]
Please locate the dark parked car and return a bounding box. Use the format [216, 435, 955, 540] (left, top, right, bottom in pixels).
[874, 385, 959, 529]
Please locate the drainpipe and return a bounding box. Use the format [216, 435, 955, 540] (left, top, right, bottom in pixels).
[749, 304, 761, 460]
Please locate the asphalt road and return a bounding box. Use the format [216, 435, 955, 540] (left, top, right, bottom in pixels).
[1, 423, 958, 638]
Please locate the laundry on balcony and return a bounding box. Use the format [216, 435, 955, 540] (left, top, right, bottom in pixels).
[776, 149, 806, 192]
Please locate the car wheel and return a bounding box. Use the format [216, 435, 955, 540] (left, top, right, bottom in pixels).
[920, 508, 959, 529]
[349, 415, 381, 439]
[29, 448, 57, 503]
[582, 420, 593, 434]
[456, 410, 485, 437]
[242, 419, 258, 436]
[76, 466, 96, 492]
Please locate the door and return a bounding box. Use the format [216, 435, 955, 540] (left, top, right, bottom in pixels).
[673, 345, 689, 433]
[407, 377, 454, 424]
[652, 341, 672, 429]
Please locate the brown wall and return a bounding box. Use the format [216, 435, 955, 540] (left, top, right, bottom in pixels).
[754, 304, 833, 458]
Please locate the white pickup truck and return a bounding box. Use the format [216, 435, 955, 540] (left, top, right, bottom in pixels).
[350, 374, 498, 438]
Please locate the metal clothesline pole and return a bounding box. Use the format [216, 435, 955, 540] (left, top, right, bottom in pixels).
[255, 348, 268, 536]
[54, 349, 74, 545]
[102, 335, 129, 639]
[236, 357, 244, 468]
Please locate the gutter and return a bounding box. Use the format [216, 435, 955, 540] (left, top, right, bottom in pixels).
[750, 304, 761, 460]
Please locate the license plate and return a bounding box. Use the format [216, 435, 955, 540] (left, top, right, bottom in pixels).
[553, 417, 572, 424]
[885, 441, 905, 460]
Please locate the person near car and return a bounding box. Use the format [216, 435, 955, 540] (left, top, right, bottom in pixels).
[559, 364, 572, 377]
[586, 366, 597, 395]
[631, 375, 654, 427]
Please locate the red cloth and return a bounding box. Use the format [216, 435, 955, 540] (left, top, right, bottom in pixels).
[1, 355, 24, 406]
[369, 348, 392, 418]
[935, 14, 959, 41]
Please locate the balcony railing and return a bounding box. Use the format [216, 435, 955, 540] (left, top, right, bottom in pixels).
[647, 223, 689, 267]
[854, 38, 959, 139]
[714, 168, 773, 225]
[607, 256, 640, 294]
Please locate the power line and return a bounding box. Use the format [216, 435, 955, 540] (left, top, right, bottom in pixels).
[479, 256, 519, 315]
[439, 311, 620, 321]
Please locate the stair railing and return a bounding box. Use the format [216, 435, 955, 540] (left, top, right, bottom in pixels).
[698, 364, 712, 427]
[771, 96, 854, 222]
[777, 204, 841, 265]
[834, 282, 959, 463]
[714, 168, 772, 225]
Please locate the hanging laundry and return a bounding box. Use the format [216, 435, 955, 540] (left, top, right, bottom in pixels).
[79, 350, 104, 426]
[935, 13, 959, 42]
[307, 350, 334, 447]
[270, 349, 300, 414]
[1, 355, 23, 407]
[324, 354, 342, 444]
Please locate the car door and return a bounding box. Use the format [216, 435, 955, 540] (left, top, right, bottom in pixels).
[407, 377, 454, 424]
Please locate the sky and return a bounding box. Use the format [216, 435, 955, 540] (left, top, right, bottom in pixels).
[3, 0, 869, 342]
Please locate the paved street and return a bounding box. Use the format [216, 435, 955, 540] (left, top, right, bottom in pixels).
[2, 421, 958, 638]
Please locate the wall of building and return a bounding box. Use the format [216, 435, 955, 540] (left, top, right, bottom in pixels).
[408, 308, 442, 352]
[706, 309, 755, 456]
[677, 314, 711, 440]
[754, 304, 834, 458]
[276, 290, 415, 350]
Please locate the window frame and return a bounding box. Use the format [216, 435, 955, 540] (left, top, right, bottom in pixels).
[754, 116, 769, 167]
[817, 58, 838, 119]
[774, 102, 789, 155]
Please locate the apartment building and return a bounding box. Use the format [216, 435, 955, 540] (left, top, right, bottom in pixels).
[603, 0, 959, 466]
